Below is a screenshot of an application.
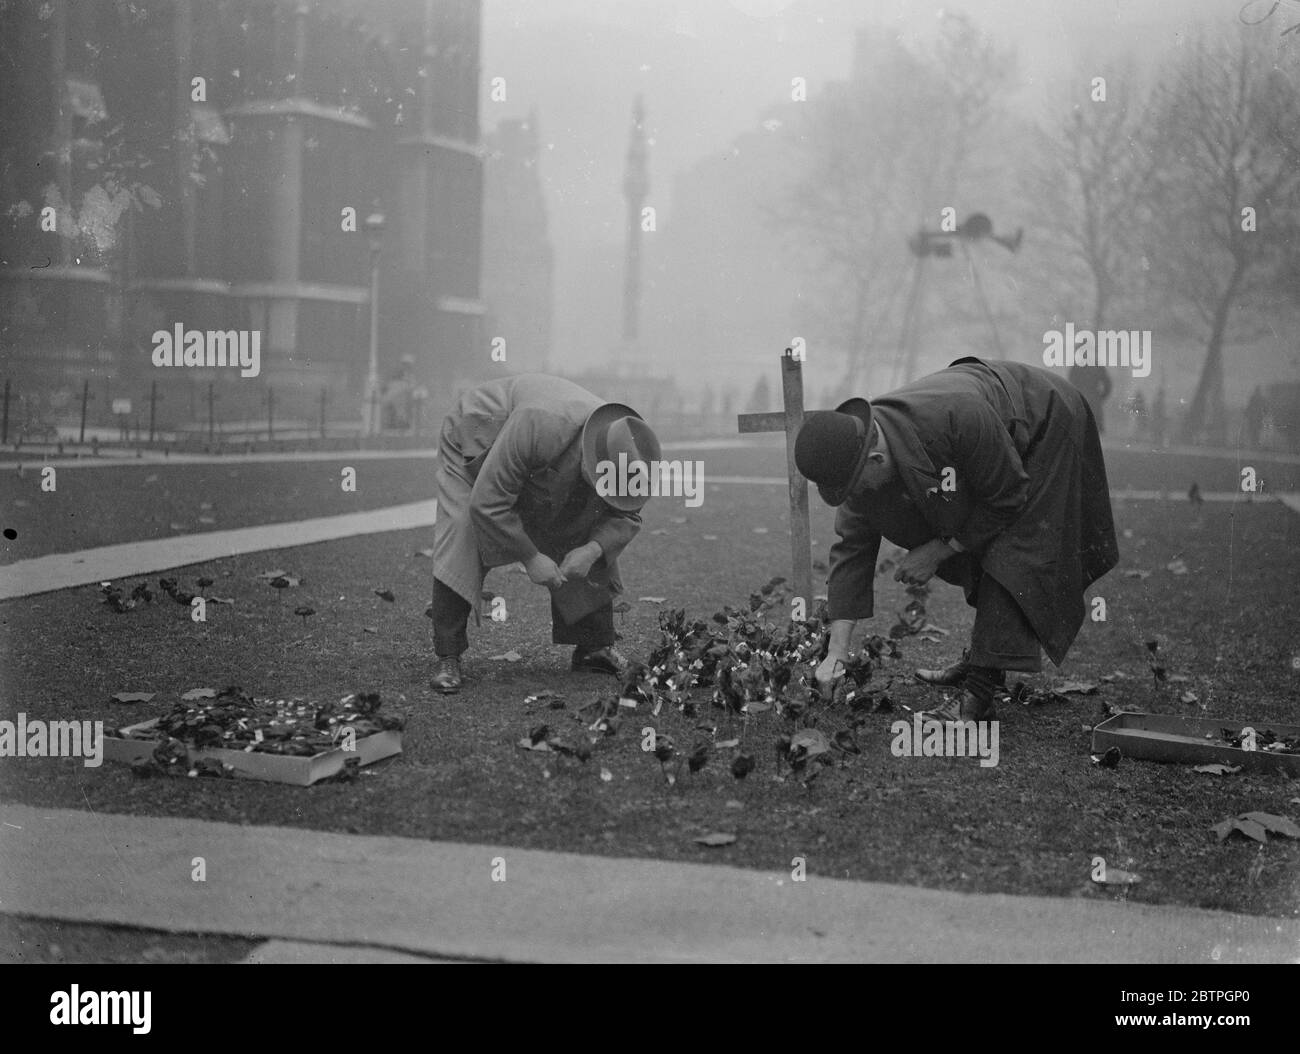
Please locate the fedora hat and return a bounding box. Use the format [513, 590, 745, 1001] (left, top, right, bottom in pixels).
[581, 403, 663, 512]
[794, 397, 875, 507]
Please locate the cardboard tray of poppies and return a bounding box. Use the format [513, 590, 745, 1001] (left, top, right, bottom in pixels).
[103, 690, 404, 786]
[1091, 711, 1300, 776]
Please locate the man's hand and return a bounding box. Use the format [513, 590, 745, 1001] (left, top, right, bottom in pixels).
[815, 653, 845, 690]
[558, 541, 602, 581]
[524, 553, 567, 589]
[893, 539, 952, 587]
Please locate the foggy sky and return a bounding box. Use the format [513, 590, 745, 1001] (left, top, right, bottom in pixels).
[481, 0, 1271, 376]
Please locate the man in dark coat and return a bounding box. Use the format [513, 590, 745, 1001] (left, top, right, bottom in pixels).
[430, 373, 661, 694]
[794, 357, 1118, 721]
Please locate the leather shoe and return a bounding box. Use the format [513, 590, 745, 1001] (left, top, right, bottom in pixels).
[914, 652, 1006, 690]
[572, 646, 628, 677]
[431, 655, 462, 694]
[920, 690, 997, 723]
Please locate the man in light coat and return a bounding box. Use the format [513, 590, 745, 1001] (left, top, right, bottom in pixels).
[430, 373, 661, 693]
[794, 357, 1118, 721]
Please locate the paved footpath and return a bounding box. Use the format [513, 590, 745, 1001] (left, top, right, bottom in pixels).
[1, 804, 1296, 963]
[1, 482, 1288, 602]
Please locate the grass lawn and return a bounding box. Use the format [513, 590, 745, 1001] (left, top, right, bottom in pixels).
[1, 469, 1298, 918]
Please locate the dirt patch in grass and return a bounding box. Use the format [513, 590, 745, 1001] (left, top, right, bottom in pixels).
[0, 914, 257, 964]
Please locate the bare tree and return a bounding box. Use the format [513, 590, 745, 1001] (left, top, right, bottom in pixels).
[1144, 29, 1300, 444]
[766, 18, 1017, 392]
[1027, 59, 1156, 333]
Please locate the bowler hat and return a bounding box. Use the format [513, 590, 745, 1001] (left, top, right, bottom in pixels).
[581, 403, 663, 512]
[794, 397, 875, 506]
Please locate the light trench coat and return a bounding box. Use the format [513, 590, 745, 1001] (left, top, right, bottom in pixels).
[434, 374, 642, 611]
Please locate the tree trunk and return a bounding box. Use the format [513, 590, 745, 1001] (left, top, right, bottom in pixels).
[842, 273, 871, 392]
[1181, 260, 1244, 445]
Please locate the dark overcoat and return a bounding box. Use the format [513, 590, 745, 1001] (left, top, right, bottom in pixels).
[826, 357, 1119, 666]
[434, 374, 641, 608]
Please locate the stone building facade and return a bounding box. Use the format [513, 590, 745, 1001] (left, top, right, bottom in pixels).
[0, 0, 484, 434]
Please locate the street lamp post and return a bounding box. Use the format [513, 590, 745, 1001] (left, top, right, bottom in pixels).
[363, 210, 386, 436]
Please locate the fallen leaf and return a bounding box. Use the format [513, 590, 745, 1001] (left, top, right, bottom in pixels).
[693, 832, 737, 847]
[1123, 569, 1151, 580]
[730, 753, 755, 779]
[491, 650, 523, 662]
[1239, 812, 1300, 839]
[833, 729, 861, 754]
[180, 688, 217, 701]
[110, 692, 156, 704]
[638, 596, 666, 603]
[168, 522, 188, 531]
[702, 534, 718, 540]
[1056, 680, 1099, 695]
[362, 626, 378, 634]
[600, 767, 613, 782]
[671, 517, 686, 524]
[374, 588, 396, 602]
[651, 528, 668, 535]
[197, 516, 216, 525]
[752, 527, 768, 534]
[715, 738, 740, 749]
[208, 596, 235, 605]
[1193, 764, 1241, 776]
[790, 729, 831, 759]
[255, 569, 288, 580]
[1166, 559, 1188, 575]
[411, 548, 435, 558]
[1179, 691, 1199, 705]
[1213, 817, 1268, 843]
[517, 736, 552, 752]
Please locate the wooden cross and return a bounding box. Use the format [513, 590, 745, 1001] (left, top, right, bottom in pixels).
[736, 349, 814, 606]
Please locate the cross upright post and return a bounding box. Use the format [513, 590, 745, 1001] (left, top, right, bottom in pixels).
[736, 349, 813, 608]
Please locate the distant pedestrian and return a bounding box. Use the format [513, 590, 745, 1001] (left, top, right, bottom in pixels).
[1242, 386, 1267, 449]
[1151, 387, 1167, 449]
[1129, 390, 1147, 440]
